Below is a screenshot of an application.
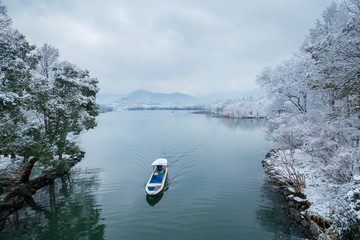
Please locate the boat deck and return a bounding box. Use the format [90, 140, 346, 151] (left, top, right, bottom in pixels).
[150, 174, 164, 184]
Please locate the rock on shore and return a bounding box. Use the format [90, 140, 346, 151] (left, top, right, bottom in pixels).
[262, 149, 332, 239]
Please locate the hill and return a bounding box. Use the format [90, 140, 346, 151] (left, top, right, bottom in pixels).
[116, 89, 196, 106]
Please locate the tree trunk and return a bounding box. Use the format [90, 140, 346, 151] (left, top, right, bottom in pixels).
[44, 115, 50, 133]
[20, 157, 38, 183]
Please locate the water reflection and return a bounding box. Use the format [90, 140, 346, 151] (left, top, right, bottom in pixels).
[256, 180, 308, 239]
[207, 115, 267, 130]
[146, 192, 164, 206]
[145, 183, 169, 206]
[1, 168, 105, 240]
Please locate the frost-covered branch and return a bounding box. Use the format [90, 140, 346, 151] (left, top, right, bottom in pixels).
[0, 2, 99, 185]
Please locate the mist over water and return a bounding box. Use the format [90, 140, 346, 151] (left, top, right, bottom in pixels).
[1, 111, 307, 239]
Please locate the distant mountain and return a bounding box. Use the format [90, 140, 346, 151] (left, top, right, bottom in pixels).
[116, 89, 196, 106]
[99, 89, 266, 112]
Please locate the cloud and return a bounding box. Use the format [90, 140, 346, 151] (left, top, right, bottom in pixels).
[4, 0, 332, 95]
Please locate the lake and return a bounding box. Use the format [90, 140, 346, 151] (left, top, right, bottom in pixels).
[0, 111, 306, 239]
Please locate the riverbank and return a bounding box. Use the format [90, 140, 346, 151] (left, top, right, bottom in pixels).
[192, 110, 266, 119]
[262, 149, 360, 239]
[0, 151, 85, 227]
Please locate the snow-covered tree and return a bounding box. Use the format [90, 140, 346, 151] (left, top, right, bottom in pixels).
[0, 1, 100, 183]
[32, 43, 59, 133]
[257, 2, 360, 236]
[48, 62, 99, 160]
[36, 43, 59, 79]
[304, 0, 360, 117]
[205, 97, 270, 119]
[0, 2, 38, 158]
[257, 0, 360, 177]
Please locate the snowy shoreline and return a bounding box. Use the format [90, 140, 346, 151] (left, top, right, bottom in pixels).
[262, 149, 360, 239]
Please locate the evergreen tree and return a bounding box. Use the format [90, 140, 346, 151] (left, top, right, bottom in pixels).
[0, 1, 99, 183]
[0, 2, 38, 157]
[48, 62, 99, 160]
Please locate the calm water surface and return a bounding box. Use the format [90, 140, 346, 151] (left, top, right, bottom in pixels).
[1, 111, 306, 239]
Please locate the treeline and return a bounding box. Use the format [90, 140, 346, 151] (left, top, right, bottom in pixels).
[256, 0, 360, 236]
[204, 97, 270, 118]
[0, 2, 99, 183]
[257, 0, 360, 181]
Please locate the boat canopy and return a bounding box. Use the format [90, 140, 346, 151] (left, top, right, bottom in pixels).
[151, 158, 168, 166]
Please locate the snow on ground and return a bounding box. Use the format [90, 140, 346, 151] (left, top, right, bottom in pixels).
[266, 149, 359, 228]
[0, 155, 60, 181]
[346, 182, 360, 221]
[0, 155, 12, 170]
[291, 150, 343, 219]
[0, 155, 23, 178]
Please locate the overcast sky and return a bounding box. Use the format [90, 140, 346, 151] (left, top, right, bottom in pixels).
[4, 0, 333, 96]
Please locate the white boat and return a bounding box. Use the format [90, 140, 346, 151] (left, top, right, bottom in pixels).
[145, 158, 168, 196]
